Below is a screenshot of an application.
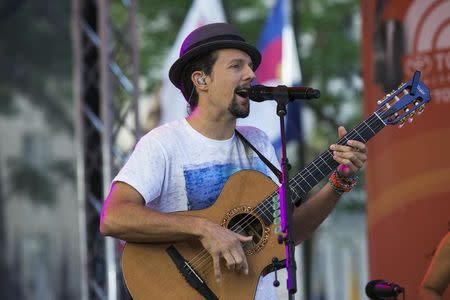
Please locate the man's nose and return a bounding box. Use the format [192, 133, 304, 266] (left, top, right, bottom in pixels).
[244, 65, 256, 82]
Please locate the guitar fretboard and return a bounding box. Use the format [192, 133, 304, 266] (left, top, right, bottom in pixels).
[256, 112, 386, 224]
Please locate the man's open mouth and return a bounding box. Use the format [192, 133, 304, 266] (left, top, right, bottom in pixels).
[235, 86, 250, 98]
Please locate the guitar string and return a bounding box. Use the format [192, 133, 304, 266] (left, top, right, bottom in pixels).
[184, 116, 386, 276]
[185, 116, 385, 275]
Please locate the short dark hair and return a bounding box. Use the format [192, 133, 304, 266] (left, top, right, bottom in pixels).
[179, 51, 219, 111]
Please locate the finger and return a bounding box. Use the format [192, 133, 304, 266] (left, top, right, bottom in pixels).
[331, 142, 367, 159]
[222, 252, 236, 271]
[332, 155, 358, 173]
[330, 143, 354, 153]
[229, 249, 242, 270]
[230, 248, 248, 274]
[338, 126, 347, 139]
[212, 254, 222, 282]
[336, 151, 365, 168]
[236, 234, 253, 242]
[334, 152, 365, 170]
[242, 257, 249, 275]
[346, 140, 367, 153]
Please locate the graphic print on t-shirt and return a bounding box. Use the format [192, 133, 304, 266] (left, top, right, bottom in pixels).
[183, 160, 267, 210]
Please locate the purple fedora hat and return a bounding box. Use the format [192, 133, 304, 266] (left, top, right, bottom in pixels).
[169, 23, 261, 89]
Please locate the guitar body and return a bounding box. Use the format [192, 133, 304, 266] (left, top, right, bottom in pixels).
[122, 170, 285, 300]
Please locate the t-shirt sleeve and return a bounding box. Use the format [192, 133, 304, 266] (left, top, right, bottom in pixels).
[112, 136, 166, 204]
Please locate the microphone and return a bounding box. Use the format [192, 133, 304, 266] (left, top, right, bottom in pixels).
[365, 280, 404, 299]
[236, 85, 320, 102]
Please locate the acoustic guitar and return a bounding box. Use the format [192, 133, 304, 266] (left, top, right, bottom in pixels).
[122, 71, 430, 300]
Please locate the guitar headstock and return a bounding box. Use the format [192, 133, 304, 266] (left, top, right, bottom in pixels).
[376, 71, 431, 128]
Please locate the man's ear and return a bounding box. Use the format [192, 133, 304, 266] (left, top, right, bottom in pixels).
[192, 71, 208, 90]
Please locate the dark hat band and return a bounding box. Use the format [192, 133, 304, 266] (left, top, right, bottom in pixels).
[181, 34, 245, 55]
[169, 23, 261, 92]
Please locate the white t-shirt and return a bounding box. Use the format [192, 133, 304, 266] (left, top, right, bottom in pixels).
[114, 118, 281, 299]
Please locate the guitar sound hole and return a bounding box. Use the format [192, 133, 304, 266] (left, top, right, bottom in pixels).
[227, 213, 263, 252]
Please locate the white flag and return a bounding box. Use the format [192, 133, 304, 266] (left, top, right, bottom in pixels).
[158, 0, 226, 125]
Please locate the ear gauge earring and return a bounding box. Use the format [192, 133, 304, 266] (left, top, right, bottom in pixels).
[198, 76, 206, 85]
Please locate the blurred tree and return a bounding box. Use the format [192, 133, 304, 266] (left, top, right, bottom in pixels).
[136, 0, 268, 92]
[0, 0, 74, 207]
[0, 0, 73, 132]
[296, 0, 364, 210]
[298, 0, 362, 148]
[136, 0, 361, 140]
[0, 0, 362, 206]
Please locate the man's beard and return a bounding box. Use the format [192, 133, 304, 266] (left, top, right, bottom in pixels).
[228, 95, 250, 118]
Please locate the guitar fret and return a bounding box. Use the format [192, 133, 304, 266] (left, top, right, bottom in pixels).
[319, 155, 333, 171]
[363, 119, 376, 135]
[290, 177, 300, 191]
[296, 173, 312, 188]
[304, 166, 318, 181]
[289, 178, 306, 194]
[353, 130, 366, 143]
[290, 187, 300, 200]
[257, 201, 272, 222]
[374, 111, 387, 125]
[311, 160, 325, 176]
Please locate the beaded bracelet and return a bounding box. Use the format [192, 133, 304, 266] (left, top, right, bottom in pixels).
[328, 170, 358, 196]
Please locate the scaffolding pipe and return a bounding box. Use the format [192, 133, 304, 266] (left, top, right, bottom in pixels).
[72, 0, 89, 299]
[98, 1, 118, 299]
[130, 0, 141, 142]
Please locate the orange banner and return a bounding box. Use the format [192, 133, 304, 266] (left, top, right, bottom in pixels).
[362, 0, 450, 298]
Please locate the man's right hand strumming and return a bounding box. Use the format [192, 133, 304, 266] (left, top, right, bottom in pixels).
[198, 219, 253, 282]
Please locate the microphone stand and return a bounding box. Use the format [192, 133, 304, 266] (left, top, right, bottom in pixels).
[273, 85, 297, 299]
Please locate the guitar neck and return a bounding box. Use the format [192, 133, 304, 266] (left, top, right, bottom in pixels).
[289, 112, 386, 202]
[256, 112, 386, 222]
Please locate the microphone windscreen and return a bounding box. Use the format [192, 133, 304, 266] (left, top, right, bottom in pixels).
[365, 280, 383, 299]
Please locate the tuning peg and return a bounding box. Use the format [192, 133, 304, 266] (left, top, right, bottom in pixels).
[398, 118, 405, 128]
[403, 90, 409, 95]
[417, 105, 425, 115]
[394, 96, 400, 102]
[408, 112, 415, 123]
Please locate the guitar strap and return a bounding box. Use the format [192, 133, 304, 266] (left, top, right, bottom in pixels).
[235, 129, 282, 184]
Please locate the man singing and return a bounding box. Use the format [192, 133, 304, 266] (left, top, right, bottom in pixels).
[100, 22, 367, 299]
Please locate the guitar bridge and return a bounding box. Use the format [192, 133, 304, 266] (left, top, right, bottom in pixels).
[166, 245, 218, 300]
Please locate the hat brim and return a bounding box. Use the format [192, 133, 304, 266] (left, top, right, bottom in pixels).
[169, 40, 261, 89]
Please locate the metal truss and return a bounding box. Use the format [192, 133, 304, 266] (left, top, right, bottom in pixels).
[72, 0, 140, 299]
